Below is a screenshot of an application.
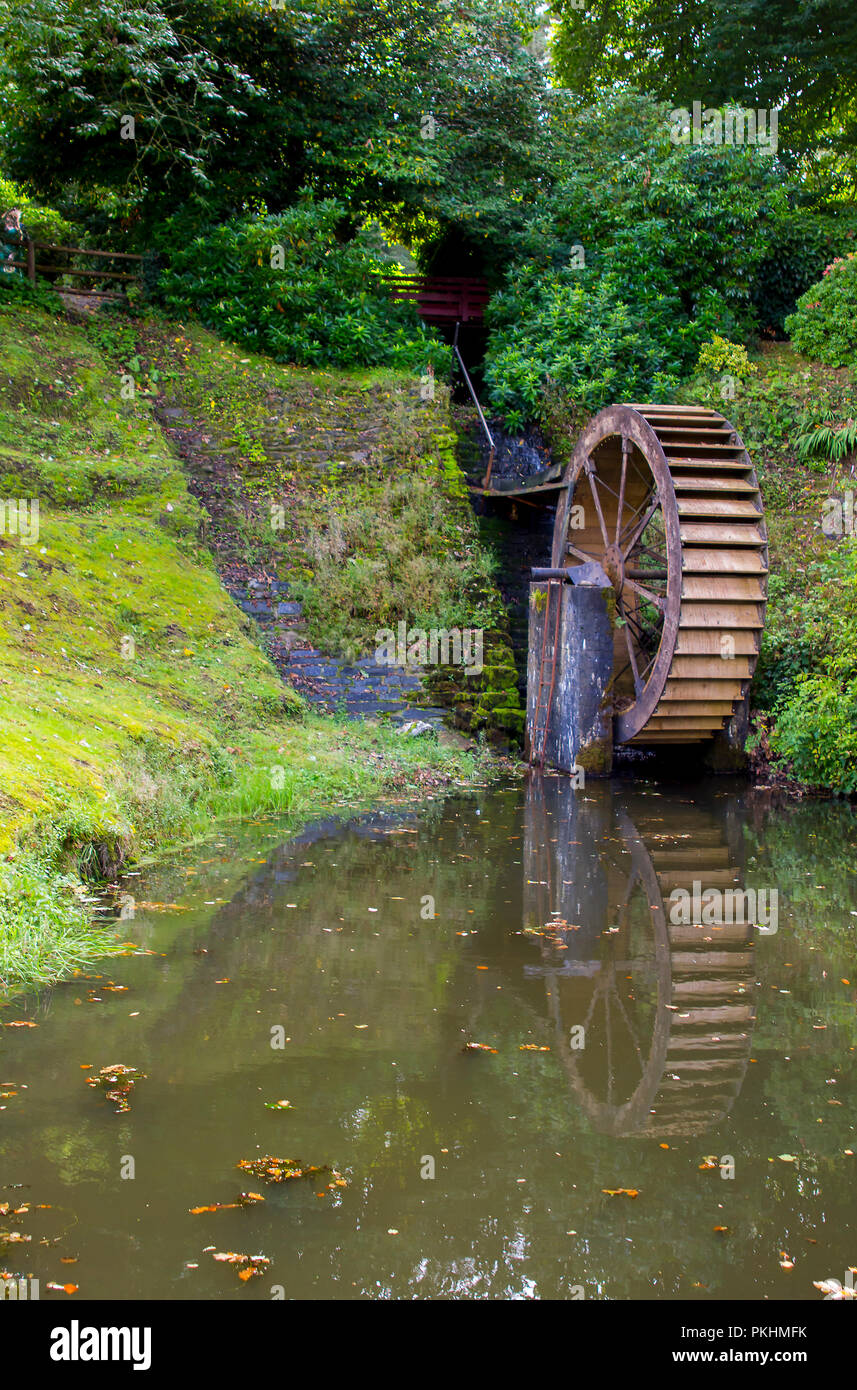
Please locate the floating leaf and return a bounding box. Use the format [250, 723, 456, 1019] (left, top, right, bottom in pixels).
[84, 1064, 146, 1114]
[602, 1188, 639, 1198]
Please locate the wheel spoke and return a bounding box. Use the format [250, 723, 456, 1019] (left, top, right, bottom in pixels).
[585, 458, 611, 549]
[618, 597, 643, 695]
[622, 576, 665, 612]
[615, 438, 629, 545]
[566, 541, 597, 564]
[621, 496, 660, 557]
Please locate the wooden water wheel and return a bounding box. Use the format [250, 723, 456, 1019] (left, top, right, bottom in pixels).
[551, 404, 767, 745]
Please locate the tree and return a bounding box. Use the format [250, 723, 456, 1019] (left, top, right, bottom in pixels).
[550, 0, 857, 194]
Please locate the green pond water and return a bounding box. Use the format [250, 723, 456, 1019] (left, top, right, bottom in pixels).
[1, 775, 856, 1301]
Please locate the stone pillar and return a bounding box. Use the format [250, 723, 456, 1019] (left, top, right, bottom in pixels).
[703, 690, 751, 772]
[526, 567, 614, 776]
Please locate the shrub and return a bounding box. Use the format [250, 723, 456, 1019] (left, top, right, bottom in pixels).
[769, 674, 857, 794]
[785, 253, 857, 367]
[153, 200, 449, 373]
[752, 209, 857, 337]
[483, 264, 687, 431]
[0, 174, 74, 245]
[695, 335, 757, 379]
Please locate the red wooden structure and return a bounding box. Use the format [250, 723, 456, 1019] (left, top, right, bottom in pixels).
[385, 275, 490, 324]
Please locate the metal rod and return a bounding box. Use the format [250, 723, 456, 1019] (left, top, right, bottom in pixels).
[451, 335, 495, 486]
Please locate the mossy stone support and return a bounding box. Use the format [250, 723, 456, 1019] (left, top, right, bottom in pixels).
[703, 690, 751, 772]
[526, 576, 614, 776]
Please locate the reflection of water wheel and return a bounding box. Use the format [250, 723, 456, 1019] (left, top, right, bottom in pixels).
[523, 781, 755, 1138]
[551, 404, 767, 745]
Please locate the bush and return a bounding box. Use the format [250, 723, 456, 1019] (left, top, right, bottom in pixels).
[786, 253, 857, 367]
[755, 543, 857, 712]
[0, 174, 74, 245]
[752, 209, 857, 337]
[695, 335, 757, 379]
[769, 675, 857, 794]
[153, 200, 449, 373]
[482, 102, 787, 428]
[483, 264, 687, 431]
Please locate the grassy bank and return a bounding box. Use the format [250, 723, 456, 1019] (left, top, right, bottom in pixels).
[0, 288, 511, 989]
[677, 342, 857, 794]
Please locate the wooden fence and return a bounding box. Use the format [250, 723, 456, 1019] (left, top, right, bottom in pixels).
[5, 238, 143, 298]
[384, 274, 490, 324]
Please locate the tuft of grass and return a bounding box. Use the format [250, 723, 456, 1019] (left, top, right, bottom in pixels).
[0, 855, 119, 991]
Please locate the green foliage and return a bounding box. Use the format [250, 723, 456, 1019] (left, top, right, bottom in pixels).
[483, 264, 685, 430]
[0, 0, 550, 264]
[483, 94, 785, 426]
[0, 853, 118, 990]
[751, 209, 857, 335]
[786, 253, 857, 368]
[0, 0, 264, 230]
[0, 174, 73, 244]
[154, 201, 448, 371]
[551, 0, 857, 192]
[755, 544, 857, 791]
[796, 419, 857, 464]
[695, 335, 757, 378]
[769, 675, 857, 793]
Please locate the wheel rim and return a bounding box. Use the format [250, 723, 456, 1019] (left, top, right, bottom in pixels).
[552, 404, 767, 745]
[551, 405, 682, 743]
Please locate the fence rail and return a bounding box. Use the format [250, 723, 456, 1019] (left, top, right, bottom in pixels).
[5, 238, 143, 297]
[384, 274, 490, 323]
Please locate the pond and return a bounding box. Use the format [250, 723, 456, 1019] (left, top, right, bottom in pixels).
[1, 775, 856, 1301]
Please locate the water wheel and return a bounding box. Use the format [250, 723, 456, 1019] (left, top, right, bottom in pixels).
[551, 404, 767, 744]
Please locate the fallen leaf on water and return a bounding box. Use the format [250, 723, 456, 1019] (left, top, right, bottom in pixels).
[236, 1156, 346, 1193]
[813, 1278, 857, 1300]
[518, 1044, 550, 1052]
[211, 1251, 271, 1282]
[190, 1191, 265, 1214]
[84, 1064, 146, 1114]
[602, 1188, 639, 1198]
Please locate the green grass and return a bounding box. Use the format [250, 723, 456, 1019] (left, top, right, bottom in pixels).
[0, 291, 507, 990]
